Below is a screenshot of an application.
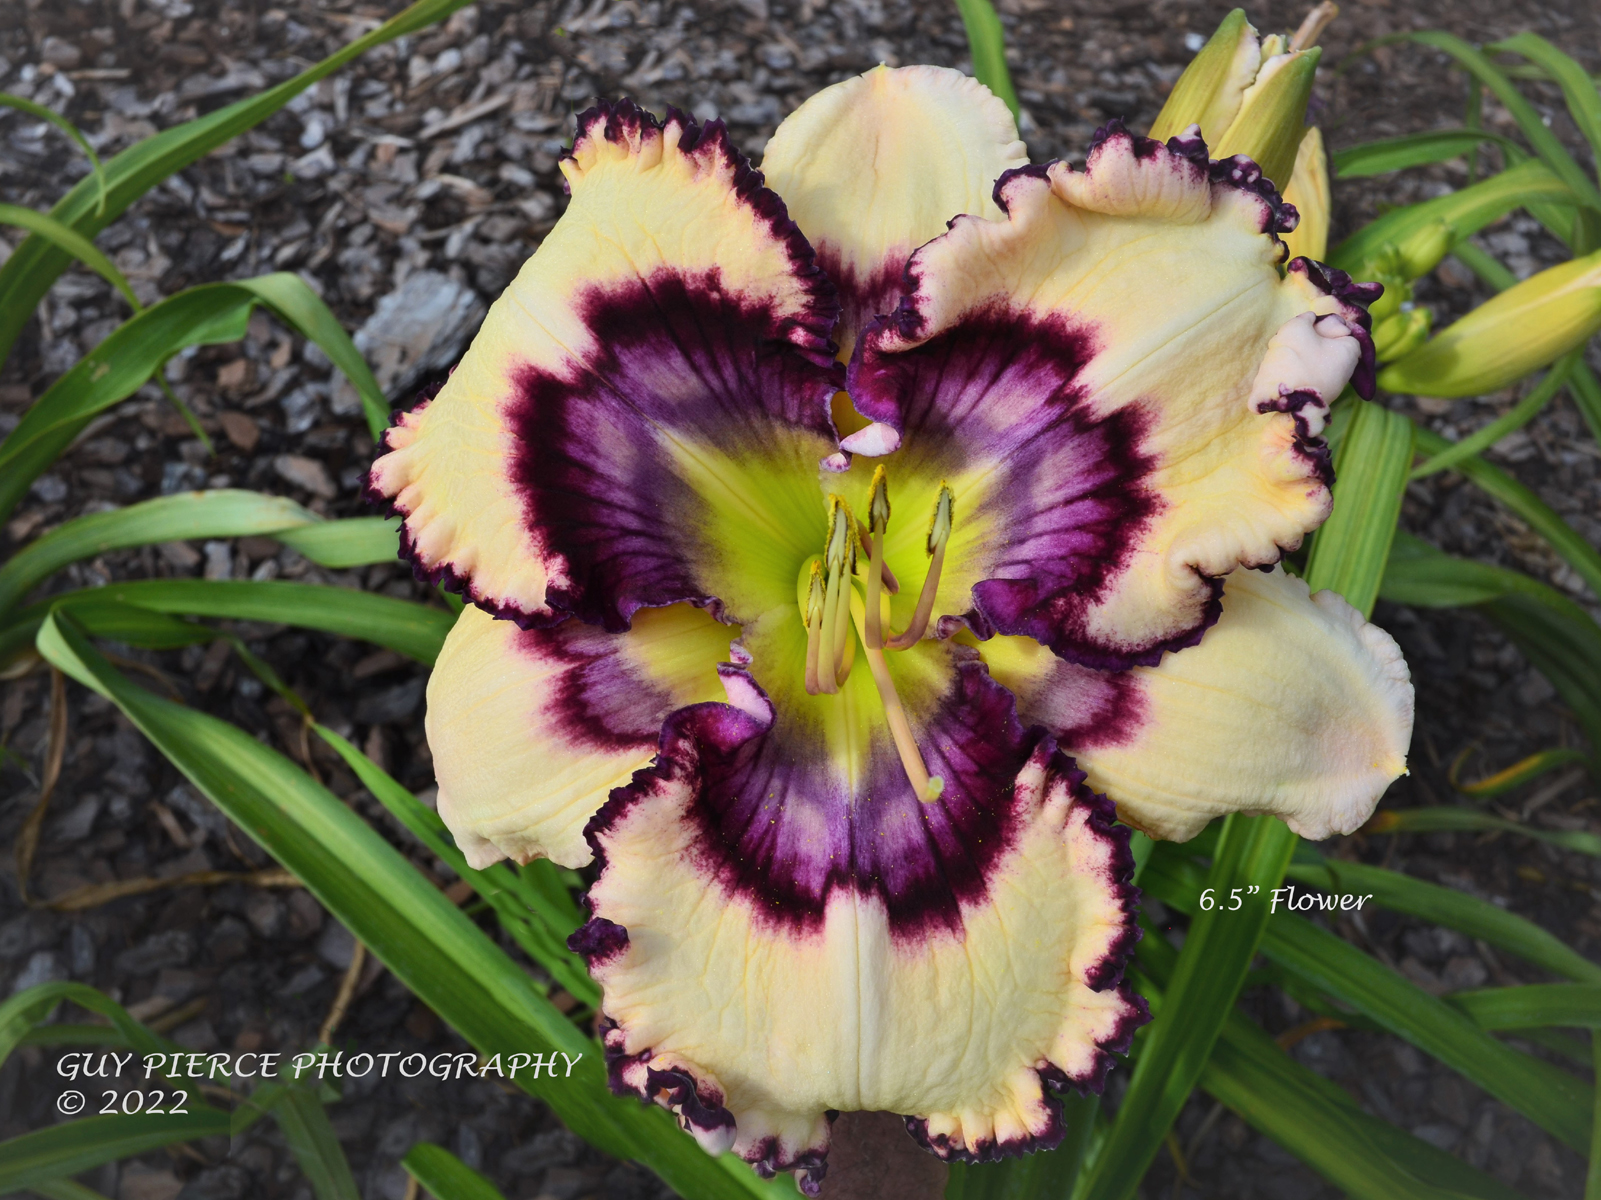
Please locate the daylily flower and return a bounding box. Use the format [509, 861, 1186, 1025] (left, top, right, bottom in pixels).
[368, 66, 1413, 1192]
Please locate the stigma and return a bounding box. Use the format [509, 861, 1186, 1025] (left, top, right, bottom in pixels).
[797, 472, 955, 802]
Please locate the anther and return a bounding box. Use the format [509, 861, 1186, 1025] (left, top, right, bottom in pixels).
[886, 483, 953, 651]
[816, 497, 854, 695]
[803, 558, 826, 695]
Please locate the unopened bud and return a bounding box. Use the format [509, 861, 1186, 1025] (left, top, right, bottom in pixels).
[1372, 307, 1431, 364]
[1281, 126, 1330, 262]
[1379, 249, 1601, 397]
[1395, 220, 1455, 282]
[1148, 10, 1262, 146]
[1214, 47, 1320, 188]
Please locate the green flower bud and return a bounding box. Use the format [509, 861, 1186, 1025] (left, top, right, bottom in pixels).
[1149, 9, 1261, 146]
[1215, 47, 1320, 188]
[1372, 308, 1432, 364]
[1379, 248, 1601, 397]
[1393, 219, 1455, 281]
[1365, 272, 1410, 325]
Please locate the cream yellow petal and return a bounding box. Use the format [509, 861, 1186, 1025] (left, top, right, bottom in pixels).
[988, 568, 1413, 842]
[369, 103, 838, 628]
[762, 65, 1026, 354]
[1281, 127, 1330, 262]
[427, 602, 733, 868]
[573, 709, 1142, 1190]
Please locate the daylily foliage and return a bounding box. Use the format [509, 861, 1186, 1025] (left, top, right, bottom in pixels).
[369, 63, 1413, 1193]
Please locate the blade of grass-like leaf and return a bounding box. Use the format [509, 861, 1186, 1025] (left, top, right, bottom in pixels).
[0, 0, 475, 365]
[1332, 129, 1524, 178]
[278, 516, 400, 568]
[0, 204, 136, 310]
[403, 1143, 510, 1200]
[313, 723, 598, 1007]
[0, 490, 317, 616]
[1490, 34, 1601, 180]
[0, 272, 393, 523]
[32, 1180, 113, 1200]
[1451, 747, 1591, 797]
[952, 0, 1019, 119]
[1281, 856, 1601, 984]
[0, 598, 210, 666]
[1367, 806, 1601, 857]
[1072, 813, 1296, 1200]
[272, 1088, 362, 1200]
[1406, 32, 1601, 213]
[0, 285, 251, 524]
[0, 93, 107, 216]
[1410, 351, 1578, 478]
[1142, 853, 1595, 1152]
[0, 1110, 233, 1196]
[1448, 984, 1601, 1029]
[1483, 593, 1601, 757]
[241, 273, 389, 440]
[1379, 530, 1592, 620]
[1304, 399, 1413, 614]
[33, 613, 791, 1199]
[4, 580, 452, 664]
[1136, 932, 1527, 1200]
[1329, 159, 1575, 276]
[1411, 424, 1601, 600]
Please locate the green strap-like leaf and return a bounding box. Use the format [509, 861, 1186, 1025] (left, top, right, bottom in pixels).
[1284, 855, 1601, 985]
[272, 1088, 362, 1200]
[0, 0, 476, 366]
[1448, 984, 1601, 1030]
[9, 579, 452, 664]
[1411, 424, 1601, 600]
[32, 613, 790, 1199]
[1329, 159, 1575, 277]
[278, 516, 401, 568]
[0, 203, 137, 310]
[0, 92, 108, 217]
[952, 0, 1020, 119]
[1137, 932, 1526, 1200]
[1332, 128, 1524, 179]
[0, 1110, 234, 1195]
[403, 1143, 510, 1200]
[1410, 351, 1578, 478]
[1483, 593, 1601, 757]
[0, 490, 317, 616]
[1304, 398, 1413, 615]
[1379, 530, 1594, 623]
[1405, 32, 1601, 214]
[1489, 33, 1601, 184]
[0, 274, 391, 526]
[314, 723, 598, 1005]
[1143, 853, 1595, 1153]
[1368, 806, 1601, 857]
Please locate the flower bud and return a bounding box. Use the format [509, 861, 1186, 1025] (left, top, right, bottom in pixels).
[1215, 47, 1320, 188]
[1372, 307, 1432, 364]
[1281, 126, 1330, 262]
[1378, 249, 1601, 397]
[1148, 9, 1262, 146]
[1392, 219, 1455, 281]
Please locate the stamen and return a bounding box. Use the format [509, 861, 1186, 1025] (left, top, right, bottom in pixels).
[886, 483, 954, 652]
[831, 515, 858, 687]
[803, 558, 826, 696]
[816, 497, 853, 696]
[864, 466, 890, 650]
[850, 590, 944, 802]
[856, 520, 900, 594]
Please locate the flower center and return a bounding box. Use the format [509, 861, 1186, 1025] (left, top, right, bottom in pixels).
[795, 467, 954, 802]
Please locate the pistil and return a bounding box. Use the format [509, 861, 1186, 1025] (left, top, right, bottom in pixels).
[886, 484, 953, 651]
[850, 590, 944, 802]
